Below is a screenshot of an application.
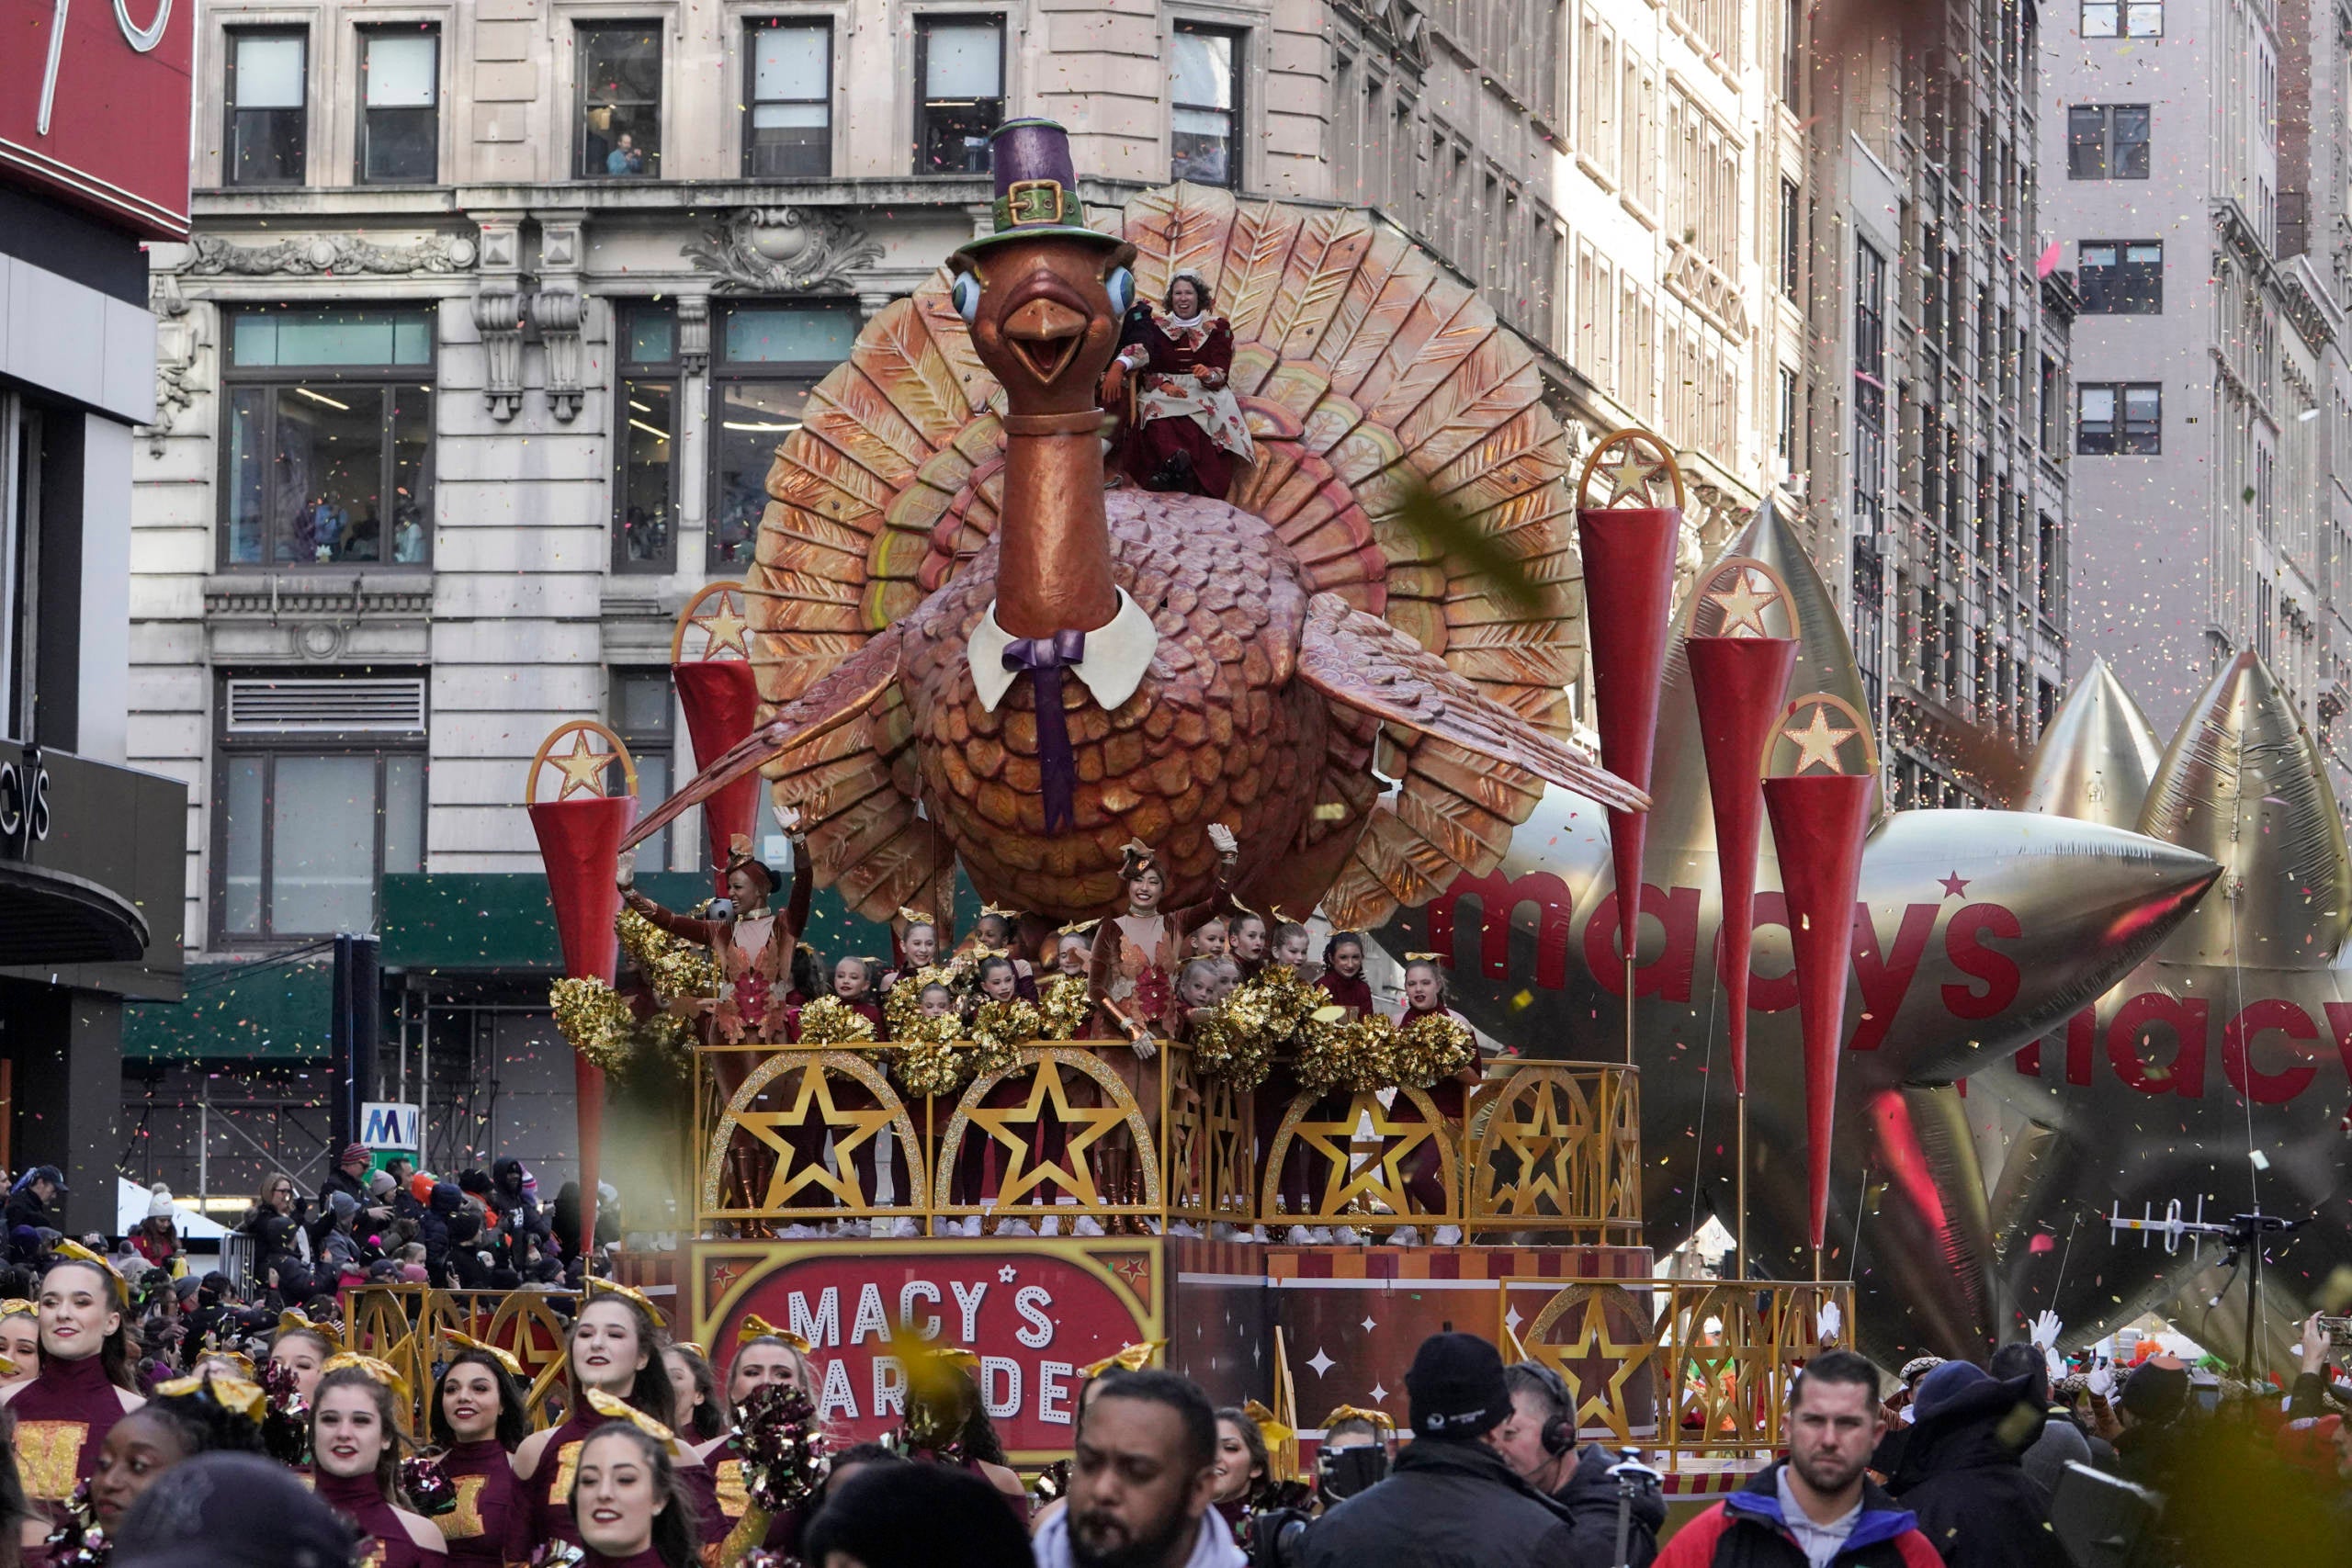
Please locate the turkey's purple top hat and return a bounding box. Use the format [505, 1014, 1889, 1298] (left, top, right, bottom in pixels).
[958, 118, 1121, 253]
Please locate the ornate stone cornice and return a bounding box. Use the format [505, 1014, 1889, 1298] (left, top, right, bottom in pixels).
[185, 231, 480, 276]
[681, 208, 885, 295]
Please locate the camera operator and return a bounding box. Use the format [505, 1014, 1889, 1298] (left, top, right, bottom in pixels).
[1492, 1363, 1663, 1566]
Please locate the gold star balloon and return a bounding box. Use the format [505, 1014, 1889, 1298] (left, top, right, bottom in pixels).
[1980, 651, 2352, 1364]
[1374, 502, 2222, 1361]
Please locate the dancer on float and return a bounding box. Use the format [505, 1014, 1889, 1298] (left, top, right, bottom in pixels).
[429, 1334, 532, 1568]
[563, 1423, 701, 1568]
[309, 1359, 449, 1567]
[514, 1283, 722, 1553]
[619, 815, 809, 1046]
[0, 1244, 144, 1505]
[1397, 956, 1480, 1235]
[1316, 934, 1373, 1016]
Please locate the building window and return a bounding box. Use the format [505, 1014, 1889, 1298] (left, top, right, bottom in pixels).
[612, 671, 676, 870]
[1777, 365, 1797, 471]
[2078, 240, 2162, 312]
[1852, 240, 1886, 536]
[2077, 382, 2161, 455]
[2082, 1, 2161, 37]
[216, 677, 426, 943]
[710, 303, 859, 572]
[745, 19, 831, 178]
[2066, 104, 2150, 179]
[1779, 176, 1801, 298]
[357, 26, 438, 183]
[915, 16, 1004, 175]
[615, 303, 680, 573]
[2039, 353, 2062, 451]
[1171, 25, 1240, 187]
[225, 29, 307, 186]
[221, 308, 435, 569]
[578, 23, 662, 178]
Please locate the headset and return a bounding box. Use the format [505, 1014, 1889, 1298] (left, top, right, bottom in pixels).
[1511, 1361, 1576, 1459]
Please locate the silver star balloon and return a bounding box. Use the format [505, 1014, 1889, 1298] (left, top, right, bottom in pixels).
[1374, 502, 2222, 1361]
[1986, 650, 2352, 1362]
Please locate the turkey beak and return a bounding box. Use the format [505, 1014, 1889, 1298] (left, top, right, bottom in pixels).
[1002, 294, 1088, 385]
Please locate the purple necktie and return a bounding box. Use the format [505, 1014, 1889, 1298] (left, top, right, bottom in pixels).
[1003, 628, 1086, 833]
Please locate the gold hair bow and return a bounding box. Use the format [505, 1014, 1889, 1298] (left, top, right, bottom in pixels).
[0, 1298, 33, 1320]
[584, 1277, 665, 1324]
[321, 1351, 413, 1412]
[437, 1327, 525, 1381]
[586, 1386, 679, 1446]
[1228, 898, 1261, 919]
[51, 1241, 130, 1307]
[1319, 1404, 1396, 1432]
[1057, 918, 1101, 937]
[978, 903, 1018, 921]
[1079, 1339, 1165, 1379]
[210, 1350, 259, 1379]
[156, 1371, 267, 1423]
[737, 1314, 813, 1354]
[674, 1341, 706, 1359]
[1242, 1398, 1295, 1449]
[278, 1309, 328, 1338]
[898, 908, 938, 929]
[1401, 953, 1442, 964]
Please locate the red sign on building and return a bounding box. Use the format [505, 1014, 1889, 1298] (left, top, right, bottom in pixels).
[0, 0, 194, 238]
[692, 1239, 1164, 1463]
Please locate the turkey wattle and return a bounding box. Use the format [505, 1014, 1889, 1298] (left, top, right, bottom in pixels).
[619, 122, 1643, 924]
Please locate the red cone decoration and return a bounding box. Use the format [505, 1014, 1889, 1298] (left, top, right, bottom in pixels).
[673, 660, 763, 891]
[1762, 771, 1874, 1255]
[1577, 505, 1682, 964]
[1687, 636, 1798, 1094]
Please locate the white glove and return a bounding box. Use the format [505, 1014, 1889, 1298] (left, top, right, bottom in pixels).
[773, 801, 805, 837]
[1206, 822, 1238, 855]
[616, 851, 637, 890]
[1815, 1300, 1843, 1343]
[2086, 1363, 2114, 1399]
[2030, 1311, 2064, 1378]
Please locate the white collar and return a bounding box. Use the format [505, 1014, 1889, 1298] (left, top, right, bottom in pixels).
[967, 589, 1158, 715]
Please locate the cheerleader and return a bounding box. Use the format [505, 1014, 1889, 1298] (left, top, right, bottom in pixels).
[429, 1336, 531, 1568]
[1227, 912, 1270, 979]
[1317, 934, 1373, 1016]
[828, 957, 888, 1036]
[564, 1423, 700, 1568]
[661, 1344, 725, 1445]
[90, 1370, 267, 1532]
[266, 1312, 334, 1403]
[0, 1298, 35, 1388]
[1397, 956, 1479, 1238]
[700, 1326, 822, 1557]
[309, 1360, 448, 1566]
[1267, 922, 1317, 983]
[1209, 1407, 1272, 1551]
[0, 1246, 144, 1505]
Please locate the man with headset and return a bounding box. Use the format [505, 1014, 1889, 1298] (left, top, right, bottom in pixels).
[1495, 1363, 1667, 1567]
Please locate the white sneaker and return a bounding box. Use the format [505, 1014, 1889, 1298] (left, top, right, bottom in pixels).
[1433, 1224, 1463, 1246]
[1250, 1225, 1270, 1243]
[1306, 1226, 1336, 1245]
[778, 1223, 819, 1239]
[1168, 1220, 1204, 1238]
[1332, 1225, 1364, 1246]
[1073, 1216, 1106, 1237]
[1039, 1215, 1062, 1236]
[962, 1216, 984, 1237]
[888, 1216, 921, 1238]
[1387, 1226, 1420, 1247]
[1285, 1225, 1317, 1245]
[996, 1218, 1037, 1237]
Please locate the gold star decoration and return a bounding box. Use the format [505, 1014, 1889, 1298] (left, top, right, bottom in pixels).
[550, 731, 621, 799]
[1705, 566, 1780, 638]
[1602, 454, 1661, 506]
[959, 1055, 1137, 1209]
[1272, 1089, 1445, 1221]
[1781, 701, 1861, 775]
[731, 1060, 903, 1212]
[692, 592, 752, 660]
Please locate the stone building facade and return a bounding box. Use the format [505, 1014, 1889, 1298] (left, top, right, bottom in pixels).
[124, 0, 1813, 1196]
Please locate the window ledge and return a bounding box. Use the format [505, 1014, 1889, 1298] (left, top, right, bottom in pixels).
[1574, 152, 1619, 193]
[203, 572, 435, 617]
[1620, 192, 1659, 231]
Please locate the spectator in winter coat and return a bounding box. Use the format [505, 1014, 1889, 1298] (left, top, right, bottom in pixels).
[1986, 1343, 2092, 1498]
[2111, 1359, 2196, 1493]
[1492, 1362, 1663, 1566]
[1889, 1359, 2064, 1568]
[419, 1181, 460, 1287]
[5, 1165, 66, 1259]
[240, 1173, 311, 1298]
[488, 1158, 548, 1244]
[319, 1192, 365, 1279]
[381, 1158, 424, 1223]
[1300, 1334, 1584, 1568]
[1655, 1351, 1941, 1568]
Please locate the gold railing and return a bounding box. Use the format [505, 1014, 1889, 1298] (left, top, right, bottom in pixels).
[342, 1285, 580, 1432]
[1508, 1275, 1855, 1456]
[695, 1043, 1639, 1235]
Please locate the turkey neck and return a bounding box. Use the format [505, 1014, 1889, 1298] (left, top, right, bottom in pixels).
[994, 408, 1119, 639]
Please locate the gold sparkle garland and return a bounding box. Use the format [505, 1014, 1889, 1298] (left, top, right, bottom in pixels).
[796, 995, 876, 1045]
[1389, 1011, 1477, 1089]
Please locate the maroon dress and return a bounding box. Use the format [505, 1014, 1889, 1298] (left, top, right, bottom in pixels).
[526, 1409, 727, 1554]
[314, 1469, 449, 1568]
[436, 1438, 530, 1567]
[1317, 971, 1374, 1014]
[7, 1351, 131, 1505]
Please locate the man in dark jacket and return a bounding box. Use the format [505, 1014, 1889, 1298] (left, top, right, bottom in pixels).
[1657, 1351, 1941, 1568]
[1299, 1333, 1584, 1568]
[5, 1166, 65, 1259]
[1889, 1359, 2064, 1568]
[2110, 1359, 2195, 1493]
[1494, 1363, 1663, 1566]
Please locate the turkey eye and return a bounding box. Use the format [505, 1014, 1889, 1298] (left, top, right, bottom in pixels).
[951, 273, 981, 322]
[1104, 266, 1135, 316]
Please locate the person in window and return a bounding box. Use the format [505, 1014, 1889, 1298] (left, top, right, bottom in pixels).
[606, 132, 647, 176]
[1104, 270, 1255, 497]
[392, 502, 425, 564]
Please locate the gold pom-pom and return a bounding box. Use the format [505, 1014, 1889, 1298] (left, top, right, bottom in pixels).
[1389, 1011, 1477, 1089]
[1294, 1011, 1395, 1094]
[1188, 1006, 1272, 1089]
[1036, 974, 1092, 1040]
[967, 997, 1040, 1080]
[549, 978, 638, 1075]
[796, 995, 876, 1045]
[616, 908, 720, 1006]
[890, 1012, 968, 1099]
[884, 964, 959, 1038]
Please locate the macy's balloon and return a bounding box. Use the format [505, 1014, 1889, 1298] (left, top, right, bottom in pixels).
[1374, 503, 2222, 1361]
[1981, 652, 2352, 1359]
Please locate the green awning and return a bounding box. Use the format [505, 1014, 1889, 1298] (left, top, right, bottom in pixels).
[125, 951, 335, 1062]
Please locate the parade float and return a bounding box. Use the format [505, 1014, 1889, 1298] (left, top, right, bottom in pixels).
[333, 120, 2346, 1498]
